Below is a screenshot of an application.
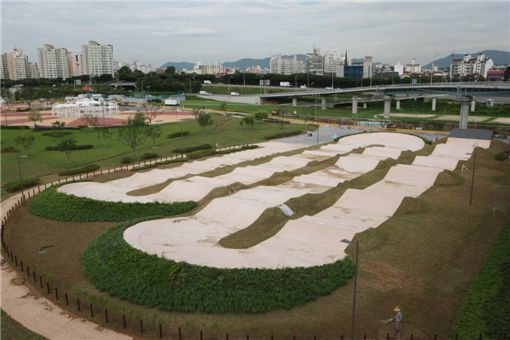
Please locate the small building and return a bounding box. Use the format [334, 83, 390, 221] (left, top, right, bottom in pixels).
[486, 70, 505, 81]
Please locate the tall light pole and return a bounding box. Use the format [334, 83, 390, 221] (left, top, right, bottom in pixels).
[467, 143, 478, 206]
[342, 239, 359, 340]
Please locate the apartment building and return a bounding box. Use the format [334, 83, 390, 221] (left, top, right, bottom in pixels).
[38, 44, 70, 79]
[81, 41, 114, 77]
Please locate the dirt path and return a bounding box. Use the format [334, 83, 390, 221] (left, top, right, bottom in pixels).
[1, 193, 132, 340]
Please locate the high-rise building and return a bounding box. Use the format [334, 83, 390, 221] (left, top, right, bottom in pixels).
[269, 54, 281, 74]
[2, 48, 31, 80]
[38, 44, 70, 79]
[269, 54, 305, 75]
[0, 54, 6, 80]
[28, 62, 39, 79]
[306, 48, 324, 75]
[363, 56, 373, 79]
[67, 52, 82, 77]
[81, 41, 114, 77]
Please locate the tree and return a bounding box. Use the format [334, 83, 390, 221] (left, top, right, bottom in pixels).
[197, 111, 213, 129]
[142, 106, 161, 144]
[117, 112, 147, 158]
[15, 135, 34, 153]
[240, 116, 255, 128]
[21, 87, 37, 109]
[58, 138, 77, 167]
[52, 120, 65, 129]
[165, 66, 176, 75]
[254, 111, 268, 122]
[192, 108, 201, 121]
[28, 111, 42, 128]
[146, 124, 161, 144]
[219, 103, 228, 115]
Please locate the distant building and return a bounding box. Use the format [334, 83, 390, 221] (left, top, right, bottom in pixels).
[450, 54, 494, 78]
[38, 44, 70, 79]
[363, 56, 373, 79]
[306, 48, 324, 75]
[486, 69, 505, 81]
[269, 54, 305, 75]
[81, 41, 114, 77]
[394, 58, 422, 76]
[1, 48, 38, 80]
[67, 53, 82, 77]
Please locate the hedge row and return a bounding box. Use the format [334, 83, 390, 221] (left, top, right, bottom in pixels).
[1, 146, 18, 153]
[172, 144, 212, 154]
[29, 186, 197, 222]
[131, 158, 187, 172]
[495, 151, 509, 161]
[46, 144, 93, 151]
[0, 125, 30, 130]
[264, 130, 303, 140]
[41, 131, 73, 138]
[187, 149, 216, 159]
[58, 164, 100, 176]
[121, 152, 160, 164]
[4, 177, 40, 193]
[167, 131, 190, 139]
[82, 218, 355, 313]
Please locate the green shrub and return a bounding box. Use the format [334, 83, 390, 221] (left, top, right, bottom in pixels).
[187, 149, 216, 160]
[46, 144, 93, 151]
[82, 218, 354, 313]
[1, 146, 18, 153]
[131, 158, 187, 172]
[139, 152, 159, 160]
[41, 131, 73, 138]
[167, 131, 190, 139]
[121, 156, 136, 164]
[58, 164, 100, 176]
[0, 125, 29, 130]
[29, 186, 196, 222]
[495, 151, 509, 161]
[172, 144, 213, 154]
[264, 130, 303, 140]
[4, 177, 40, 193]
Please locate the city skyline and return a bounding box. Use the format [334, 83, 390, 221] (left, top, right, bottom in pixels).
[2, 1, 509, 66]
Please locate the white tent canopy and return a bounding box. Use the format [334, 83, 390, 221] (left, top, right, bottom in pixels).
[52, 96, 119, 117]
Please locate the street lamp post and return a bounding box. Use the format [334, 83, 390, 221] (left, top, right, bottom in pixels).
[342, 239, 359, 340]
[467, 143, 478, 206]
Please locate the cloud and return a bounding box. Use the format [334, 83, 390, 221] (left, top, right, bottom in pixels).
[1, 1, 508, 66]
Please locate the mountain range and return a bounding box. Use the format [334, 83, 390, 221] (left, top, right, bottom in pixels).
[162, 50, 509, 71]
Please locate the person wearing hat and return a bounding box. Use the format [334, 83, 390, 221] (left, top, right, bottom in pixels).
[392, 306, 403, 336]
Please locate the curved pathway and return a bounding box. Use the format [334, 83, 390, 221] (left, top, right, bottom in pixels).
[1, 194, 131, 340]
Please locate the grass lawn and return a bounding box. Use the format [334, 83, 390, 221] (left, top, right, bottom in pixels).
[3, 139, 509, 338]
[182, 96, 510, 122]
[0, 114, 307, 195]
[0, 310, 46, 340]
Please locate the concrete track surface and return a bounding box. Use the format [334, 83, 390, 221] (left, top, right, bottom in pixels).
[124, 133, 430, 268]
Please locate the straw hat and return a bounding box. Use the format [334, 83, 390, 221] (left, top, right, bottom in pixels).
[393, 307, 401, 312]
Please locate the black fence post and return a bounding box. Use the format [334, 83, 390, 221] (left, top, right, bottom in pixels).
[46, 281, 50, 294]
[55, 287, 59, 301]
[178, 327, 182, 340]
[122, 314, 127, 329]
[479, 333, 483, 340]
[159, 323, 163, 338]
[139, 319, 144, 334]
[33, 270, 36, 283]
[200, 330, 203, 340]
[104, 309, 109, 323]
[39, 276, 43, 289]
[89, 303, 94, 318]
[14, 255, 17, 266]
[65, 293, 69, 305]
[434, 335, 438, 340]
[226, 333, 229, 340]
[76, 298, 81, 311]
[20, 260, 23, 272]
[411, 335, 414, 340]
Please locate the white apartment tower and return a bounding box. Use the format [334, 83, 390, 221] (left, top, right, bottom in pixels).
[2, 48, 30, 80]
[450, 54, 493, 78]
[270, 54, 281, 74]
[81, 41, 114, 77]
[38, 44, 70, 79]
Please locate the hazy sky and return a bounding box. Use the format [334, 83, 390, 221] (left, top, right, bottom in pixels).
[1, 0, 509, 67]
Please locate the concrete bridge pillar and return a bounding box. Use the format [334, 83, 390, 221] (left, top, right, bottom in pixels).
[352, 96, 358, 114]
[471, 98, 476, 112]
[432, 97, 437, 112]
[292, 97, 297, 107]
[459, 98, 470, 129]
[363, 102, 367, 109]
[396, 100, 401, 111]
[321, 97, 327, 110]
[384, 96, 392, 119]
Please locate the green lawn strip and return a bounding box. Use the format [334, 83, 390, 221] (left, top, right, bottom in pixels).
[450, 218, 510, 338]
[82, 216, 354, 314]
[0, 310, 47, 340]
[28, 185, 196, 222]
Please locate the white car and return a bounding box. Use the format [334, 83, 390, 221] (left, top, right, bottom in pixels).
[325, 87, 333, 90]
[300, 85, 307, 89]
[230, 92, 240, 96]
